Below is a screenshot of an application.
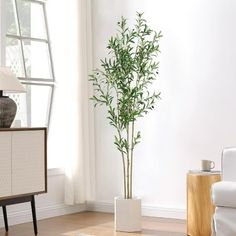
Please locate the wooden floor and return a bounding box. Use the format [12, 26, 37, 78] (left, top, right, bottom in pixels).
[0, 212, 187, 236]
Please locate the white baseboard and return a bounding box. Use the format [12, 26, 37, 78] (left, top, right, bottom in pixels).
[0, 201, 185, 229]
[37, 203, 86, 220]
[87, 201, 186, 220]
[87, 201, 114, 213]
[141, 204, 186, 220]
[0, 203, 86, 228]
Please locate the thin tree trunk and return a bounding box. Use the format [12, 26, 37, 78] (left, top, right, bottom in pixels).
[126, 124, 130, 198]
[122, 155, 127, 199]
[130, 121, 135, 199]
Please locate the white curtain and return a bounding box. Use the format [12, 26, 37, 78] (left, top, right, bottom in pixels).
[64, 0, 95, 205]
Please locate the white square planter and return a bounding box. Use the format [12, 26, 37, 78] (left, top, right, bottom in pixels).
[114, 197, 142, 232]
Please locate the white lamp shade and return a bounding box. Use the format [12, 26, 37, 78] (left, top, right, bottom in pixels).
[0, 67, 26, 92]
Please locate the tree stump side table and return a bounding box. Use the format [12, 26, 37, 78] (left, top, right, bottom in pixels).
[187, 171, 221, 236]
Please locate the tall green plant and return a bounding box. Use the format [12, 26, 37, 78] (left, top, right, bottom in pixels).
[90, 13, 162, 199]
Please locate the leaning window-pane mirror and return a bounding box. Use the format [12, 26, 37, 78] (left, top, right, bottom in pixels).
[3, 0, 55, 129]
[5, 37, 25, 77]
[17, 0, 46, 39]
[5, 84, 53, 127]
[22, 39, 52, 80]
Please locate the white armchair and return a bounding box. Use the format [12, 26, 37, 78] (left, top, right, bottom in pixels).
[212, 147, 236, 236]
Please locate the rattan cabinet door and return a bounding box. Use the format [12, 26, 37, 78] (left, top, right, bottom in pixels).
[0, 132, 12, 197]
[11, 130, 45, 195]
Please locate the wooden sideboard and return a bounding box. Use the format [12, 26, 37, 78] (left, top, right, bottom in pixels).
[0, 127, 47, 235]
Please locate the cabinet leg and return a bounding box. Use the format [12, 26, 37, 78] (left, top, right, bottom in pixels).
[31, 196, 38, 235]
[2, 206, 8, 232]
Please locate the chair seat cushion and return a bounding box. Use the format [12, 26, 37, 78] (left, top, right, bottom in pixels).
[212, 181, 236, 208]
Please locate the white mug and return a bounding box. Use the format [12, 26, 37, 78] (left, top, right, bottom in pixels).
[201, 160, 215, 172]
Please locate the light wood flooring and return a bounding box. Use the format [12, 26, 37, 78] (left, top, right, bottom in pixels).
[0, 212, 187, 236]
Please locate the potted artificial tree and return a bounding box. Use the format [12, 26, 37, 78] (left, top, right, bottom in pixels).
[90, 12, 162, 232]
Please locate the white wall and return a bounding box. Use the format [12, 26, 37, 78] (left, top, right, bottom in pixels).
[91, 0, 236, 218]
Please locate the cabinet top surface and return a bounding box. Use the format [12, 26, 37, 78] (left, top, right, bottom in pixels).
[0, 127, 47, 132]
[188, 170, 221, 176]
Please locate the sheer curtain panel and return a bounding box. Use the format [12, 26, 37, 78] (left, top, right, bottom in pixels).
[63, 0, 95, 205]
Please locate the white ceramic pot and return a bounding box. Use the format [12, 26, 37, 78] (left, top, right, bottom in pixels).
[114, 197, 142, 232]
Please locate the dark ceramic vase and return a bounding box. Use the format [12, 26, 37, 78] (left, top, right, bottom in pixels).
[0, 96, 17, 128]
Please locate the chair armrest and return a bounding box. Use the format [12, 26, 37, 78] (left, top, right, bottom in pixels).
[212, 181, 236, 208]
[222, 148, 236, 181]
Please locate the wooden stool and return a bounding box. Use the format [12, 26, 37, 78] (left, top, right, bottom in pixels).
[187, 171, 221, 236]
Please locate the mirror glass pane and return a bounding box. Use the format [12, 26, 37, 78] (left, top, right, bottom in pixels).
[6, 84, 52, 127]
[6, 37, 25, 77]
[23, 40, 52, 79]
[6, 0, 19, 35]
[17, 0, 47, 39]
